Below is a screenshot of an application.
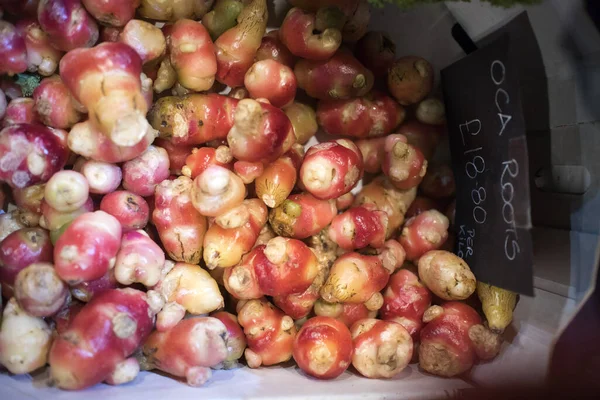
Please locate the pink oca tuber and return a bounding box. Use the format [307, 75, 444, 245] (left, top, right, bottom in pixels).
[49, 288, 159, 389]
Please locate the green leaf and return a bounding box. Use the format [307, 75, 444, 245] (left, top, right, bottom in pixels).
[14, 73, 42, 98]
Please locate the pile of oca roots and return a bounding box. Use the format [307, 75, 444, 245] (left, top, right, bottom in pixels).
[0, 0, 516, 391]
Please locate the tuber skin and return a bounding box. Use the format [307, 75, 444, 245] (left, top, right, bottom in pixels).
[283, 102, 318, 145]
[0, 20, 27, 76]
[100, 26, 123, 43]
[12, 183, 45, 213]
[1, 97, 39, 127]
[272, 259, 329, 320]
[37, 0, 99, 52]
[182, 145, 233, 179]
[477, 282, 518, 334]
[294, 49, 374, 100]
[0, 89, 5, 120]
[149, 94, 238, 146]
[44, 170, 89, 213]
[40, 196, 93, 232]
[203, 198, 267, 269]
[320, 252, 391, 304]
[153, 176, 207, 263]
[80, 160, 122, 195]
[211, 311, 247, 369]
[214, 0, 268, 88]
[67, 120, 157, 164]
[341, 0, 370, 43]
[255, 154, 298, 208]
[60, 42, 150, 147]
[53, 301, 84, 335]
[269, 193, 337, 239]
[328, 204, 388, 250]
[350, 318, 413, 379]
[49, 288, 156, 390]
[244, 60, 297, 108]
[202, 0, 246, 41]
[400, 209, 449, 261]
[0, 227, 53, 287]
[4, 208, 40, 230]
[234, 160, 264, 184]
[418, 250, 476, 301]
[105, 357, 140, 386]
[154, 138, 194, 175]
[355, 31, 396, 77]
[119, 20, 166, 64]
[336, 192, 355, 211]
[14, 262, 69, 317]
[0, 123, 68, 188]
[420, 164, 456, 199]
[15, 18, 63, 76]
[32, 75, 82, 129]
[0, 78, 22, 100]
[227, 98, 295, 163]
[140, 317, 229, 387]
[81, 0, 139, 27]
[0, 211, 32, 243]
[253, 237, 319, 296]
[169, 19, 217, 92]
[381, 267, 432, 341]
[100, 190, 149, 232]
[0, 297, 52, 375]
[138, 0, 214, 21]
[54, 211, 122, 285]
[419, 302, 502, 377]
[356, 136, 387, 174]
[70, 269, 118, 303]
[405, 196, 439, 219]
[313, 299, 376, 328]
[225, 237, 319, 298]
[396, 120, 442, 161]
[223, 250, 262, 300]
[114, 230, 166, 287]
[293, 316, 353, 380]
[154, 263, 224, 328]
[122, 145, 170, 197]
[416, 98, 446, 126]
[237, 298, 297, 368]
[228, 86, 249, 99]
[388, 56, 434, 106]
[191, 165, 246, 217]
[256, 30, 297, 68]
[382, 136, 428, 190]
[317, 92, 405, 139]
[152, 57, 177, 93]
[300, 139, 363, 200]
[279, 7, 342, 61]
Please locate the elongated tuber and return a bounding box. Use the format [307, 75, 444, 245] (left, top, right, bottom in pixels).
[317, 92, 405, 139]
[418, 250, 476, 301]
[477, 282, 518, 334]
[49, 288, 156, 389]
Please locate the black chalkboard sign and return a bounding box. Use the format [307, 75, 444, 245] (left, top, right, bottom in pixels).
[442, 34, 534, 296]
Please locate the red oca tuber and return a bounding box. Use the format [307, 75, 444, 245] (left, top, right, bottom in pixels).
[48, 288, 159, 389]
[293, 316, 353, 379]
[237, 298, 297, 368]
[419, 302, 502, 377]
